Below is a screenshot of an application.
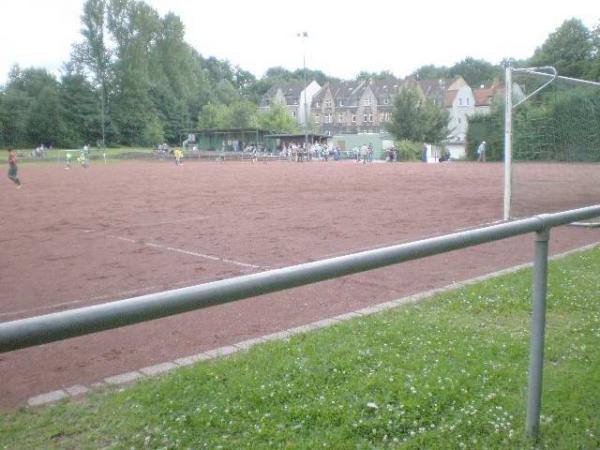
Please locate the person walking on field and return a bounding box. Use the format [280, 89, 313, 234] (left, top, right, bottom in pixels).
[477, 140, 487, 162]
[7, 148, 22, 189]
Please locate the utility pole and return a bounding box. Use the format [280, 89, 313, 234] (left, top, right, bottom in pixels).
[297, 32, 309, 151]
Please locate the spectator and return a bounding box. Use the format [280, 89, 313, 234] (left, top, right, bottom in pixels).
[477, 141, 487, 162]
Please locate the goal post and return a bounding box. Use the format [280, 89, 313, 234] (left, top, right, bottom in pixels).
[504, 66, 600, 221]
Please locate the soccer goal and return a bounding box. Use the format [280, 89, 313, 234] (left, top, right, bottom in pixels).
[504, 66, 600, 224]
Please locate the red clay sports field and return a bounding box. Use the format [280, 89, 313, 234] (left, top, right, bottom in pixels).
[1, 159, 599, 408]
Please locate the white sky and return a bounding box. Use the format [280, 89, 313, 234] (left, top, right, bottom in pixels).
[0, 0, 598, 84]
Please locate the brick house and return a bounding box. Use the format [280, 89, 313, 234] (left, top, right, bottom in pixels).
[258, 81, 321, 127]
[311, 79, 401, 136]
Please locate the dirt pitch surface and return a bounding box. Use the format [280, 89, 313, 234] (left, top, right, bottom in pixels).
[2, 160, 599, 409]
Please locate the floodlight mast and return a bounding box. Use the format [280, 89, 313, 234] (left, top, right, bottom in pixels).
[298, 32, 309, 151]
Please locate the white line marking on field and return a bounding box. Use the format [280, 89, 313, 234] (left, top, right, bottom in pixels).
[0, 285, 164, 319]
[108, 234, 263, 269]
[120, 215, 210, 230]
[0, 273, 253, 320]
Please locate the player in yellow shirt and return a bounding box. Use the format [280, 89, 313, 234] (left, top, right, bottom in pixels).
[174, 148, 183, 166]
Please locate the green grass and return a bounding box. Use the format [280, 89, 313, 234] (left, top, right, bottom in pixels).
[2, 248, 600, 449]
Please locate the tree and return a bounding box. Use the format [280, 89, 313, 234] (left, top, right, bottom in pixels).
[258, 103, 299, 133]
[228, 101, 258, 129]
[529, 18, 593, 78]
[59, 71, 99, 147]
[0, 67, 63, 147]
[355, 70, 397, 81]
[587, 20, 600, 80]
[411, 64, 450, 81]
[385, 85, 449, 145]
[197, 103, 230, 129]
[422, 98, 450, 144]
[385, 86, 423, 141]
[73, 0, 112, 147]
[107, 0, 163, 145]
[449, 57, 501, 88]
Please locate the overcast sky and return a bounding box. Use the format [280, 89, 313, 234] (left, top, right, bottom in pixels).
[0, 0, 598, 84]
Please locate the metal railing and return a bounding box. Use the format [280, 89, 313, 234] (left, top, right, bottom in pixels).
[2, 204, 600, 438]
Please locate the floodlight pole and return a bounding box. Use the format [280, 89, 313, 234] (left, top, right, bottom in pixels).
[298, 32, 309, 152]
[100, 86, 106, 150]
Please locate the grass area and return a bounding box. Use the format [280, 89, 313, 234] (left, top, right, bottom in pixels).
[2, 248, 600, 449]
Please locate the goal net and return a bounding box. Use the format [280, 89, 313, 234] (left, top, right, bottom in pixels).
[506, 67, 600, 222]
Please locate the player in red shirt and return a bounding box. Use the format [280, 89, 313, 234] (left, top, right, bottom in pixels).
[7, 148, 22, 189]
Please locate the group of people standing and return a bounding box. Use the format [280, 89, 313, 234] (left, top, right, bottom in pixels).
[353, 144, 374, 163]
[279, 142, 341, 162]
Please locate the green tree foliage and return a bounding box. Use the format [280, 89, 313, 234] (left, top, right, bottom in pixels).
[385, 85, 449, 144]
[197, 103, 230, 129]
[72, 0, 112, 147]
[466, 105, 504, 161]
[449, 57, 502, 88]
[59, 67, 102, 148]
[0, 67, 62, 147]
[529, 18, 594, 79]
[467, 86, 600, 162]
[258, 103, 299, 133]
[411, 64, 450, 81]
[412, 59, 501, 87]
[228, 101, 258, 129]
[355, 70, 396, 81]
[107, 0, 163, 145]
[586, 20, 600, 80]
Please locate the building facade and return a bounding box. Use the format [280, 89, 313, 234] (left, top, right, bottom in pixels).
[261, 75, 506, 157]
[258, 81, 321, 127]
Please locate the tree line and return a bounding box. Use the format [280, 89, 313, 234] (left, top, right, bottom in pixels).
[0, 0, 339, 149]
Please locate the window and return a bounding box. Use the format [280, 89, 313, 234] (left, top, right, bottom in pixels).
[315, 114, 320, 123]
[458, 98, 463, 106]
[293, 111, 296, 118]
[466, 98, 470, 105]
[339, 99, 344, 106]
[363, 114, 368, 122]
[316, 101, 320, 108]
[352, 114, 356, 123]
[368, 114, 373, 122]
[326, 113, 332, 123]
[325, 99, 332, 108]
[364, 97, 371, 106]
[384, 96, 389, 105]
[338, 113, 344, 123]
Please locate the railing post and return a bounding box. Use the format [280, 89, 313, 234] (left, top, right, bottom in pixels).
[526, 226, 550, 439]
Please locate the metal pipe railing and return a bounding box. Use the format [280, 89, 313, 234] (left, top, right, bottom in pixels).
[2, 204, 600, 439]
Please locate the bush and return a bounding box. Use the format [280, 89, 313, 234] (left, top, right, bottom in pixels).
[394, 140, 421, 161]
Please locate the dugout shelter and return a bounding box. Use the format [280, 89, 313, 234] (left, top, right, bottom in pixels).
[181, 128, 273, 152]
